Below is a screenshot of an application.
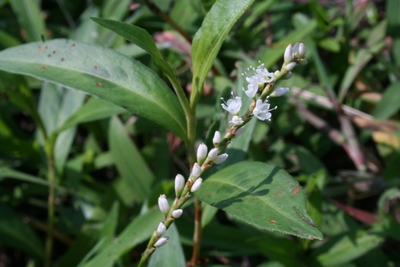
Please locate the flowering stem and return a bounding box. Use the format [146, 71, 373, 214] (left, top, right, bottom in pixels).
[190, 197, 203, 266]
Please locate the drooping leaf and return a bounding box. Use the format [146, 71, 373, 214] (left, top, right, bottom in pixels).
[0, 39, 187, 139]
[196, 161, 323, 240]
[109, 116, 155, 202]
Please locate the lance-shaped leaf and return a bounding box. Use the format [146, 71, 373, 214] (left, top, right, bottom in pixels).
[0, 39, 187, 140]
[196, 161, 323, 240]
[190, 0, 254, 106]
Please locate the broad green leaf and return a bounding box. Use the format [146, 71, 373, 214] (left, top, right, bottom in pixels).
[148, 223, 186, 267]
[196, 161, 323, 240]
[0, 202, 43, 258]
[373, 81, 400, 119]
[9, 0, 46, 42]
[83, 209, 163, 267]
[191, 0, 255, 105]
[109, 116, 155, 202]
[0, 39, 187, 140]
[56, 98, 126, 133]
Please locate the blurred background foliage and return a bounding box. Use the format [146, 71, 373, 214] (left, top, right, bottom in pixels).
[1, 0, 400, 266]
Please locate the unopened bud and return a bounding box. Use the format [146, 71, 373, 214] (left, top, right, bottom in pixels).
[213, 131, 221, 146]
[235, 127, 245, 136]
[154, 237, 169, 247]
[284, 72, 293, 79]
[285, 62, 296, 71]
[191, 178, 203, 192]
[208, 148, 219, 161]
[284, 44, 293, 63]
[158, 194, 169, 215]
[191, 163, 201, 177]
[299, 43, 306, 57]
[172, 209, 183, 218]
[196, 143, 208, 164]
[156, 222, 166, 235]
[292, 42, 300, 56]
[271, 87, 290, 97]
[174, 174, 185, 197]
[215, 153, 228, 164]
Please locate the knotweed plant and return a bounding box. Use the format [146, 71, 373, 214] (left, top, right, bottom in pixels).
[139, 43, 310, 265]
[0, 1, 323, 266]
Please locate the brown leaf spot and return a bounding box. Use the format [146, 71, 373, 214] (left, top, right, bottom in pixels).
[42, 65, 48, 69]
[38, 46, 43, 53]
[47, 54, 51, 57]
[253, 197, 259, 201]
[94, 65, 98, 69]
[61, 58, 65, 61]
[36, 67, 40, 70]
[292, 185, 300, 195]
[71, 43, 76, 47]
[44, 45, 48, 49]
[52, 50, 56, 54]
[269, 220, 276, 224]
[96, 82, 102, 87]
[272, 188, 283, 198]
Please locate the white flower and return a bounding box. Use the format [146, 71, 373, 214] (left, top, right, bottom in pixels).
[191, 163, 201, 177]
[243, 83, 258, 98]
[221, 92, 242, 114]
[207, 148, 219, 161]
[172, 209, 183, 218]
[213, 131, 221, 146]
[299, 43, 306, 57]
[215, 153, 228, 164]
[253, 99, 276, 121]
[284, 44, 293, 63]
[244, 64, 275, 85]
[156, 222, 166, 234]
[292, 42, 300, 57]
[191, 178, 203, 192]
[196, 143, 207, 164]
[230, 115, 244, 126]
[270, 87, 289, 97]
[285, 62, 296, 71]
[154, 237, 169, 247]
[174, 174, 185, 196]
[158, 195, 170, 214]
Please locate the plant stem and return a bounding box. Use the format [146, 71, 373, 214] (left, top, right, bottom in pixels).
[190, 197, 203, 266]
[44, 134, 57, 267]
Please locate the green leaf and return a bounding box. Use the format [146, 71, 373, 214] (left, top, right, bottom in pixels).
[56, 98, 126, 133]
[318, 38, 340, 52]
[0, 39, 187, 140]
[9, 0, 46, 42]
[83, 209, 163, 267]
[191, 0, 255, 105]
[373, 81, 400, 119]
[148, 223, 186, 267]
[0, 202, 43, 258]
[109, 116, 155, 202]
[196, 161, 323, 240]
[309, 231, 383, 266]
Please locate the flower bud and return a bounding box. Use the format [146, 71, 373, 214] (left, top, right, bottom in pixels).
[213, 131, 221, 146]
[299, 59, 308, 65]
[235, 127, 245, 136]
[285, 62, 296, 71]
[299, 43, 306, 57]
[172, 209, 183, 218]
[215, 153, 228, 164]
[208, 148, 219, 161]
[154, 237, 169, 247]
[196, 143, 207, 164]
[174, 174, 185, 197]
[158, 194, 169, 215]
[271, 87, 290, 97]
[292, 42, 300, 56]
[284, 72, 293, 79]
[191, 178, 203, 192]
[191, 163, 201, 177]
[156, 222, 166, 235]
[284, 44, 293, 63]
